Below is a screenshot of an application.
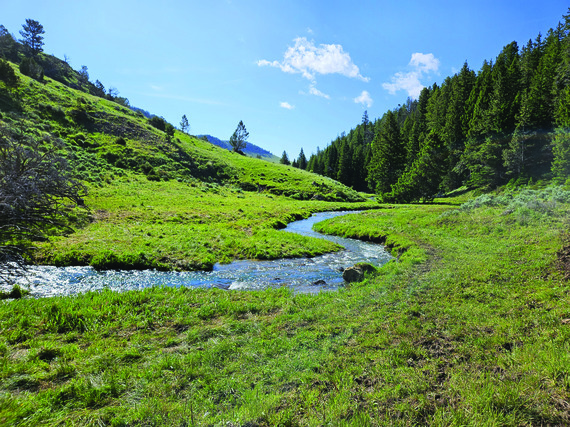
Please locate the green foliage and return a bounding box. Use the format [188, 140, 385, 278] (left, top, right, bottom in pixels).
[386, 131, 448, 202]
[148, 115, 167, 131]
[367, 110, 405, 194]
[0, 284, 29, 300]
[279, 150, 290, 165]
[179, 114, 189, 133]
[0, 59, 18, 87]
[19, 57, 43, 81]
[0, 25, 18, 61]
[551, 128, 570, 183]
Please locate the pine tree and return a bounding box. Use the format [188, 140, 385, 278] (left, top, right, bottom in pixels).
[367, 111, 405, 194]
[552, 128, 570, 183]
[280, 151, 290, 165]
[555, 9, 570, 126]
[406, 87, 431, 169]
[387, 131, 448, 202]
[19, 19, 44, 56]
[467, 60, 494, 138]
[229, 120, 248, 153]
[488, 41, 521, 134]
[324, 143, 338, 178]
[180, 114, 189, 133]
[0, 58, 19, 87]
[0, 26, 17, 61]
[297, 148, 307, 169]
[441, 63, 476, 190]
[503, 128, 531, 177]
[19, 57, 43, 81]
[337, 139, 354, 186]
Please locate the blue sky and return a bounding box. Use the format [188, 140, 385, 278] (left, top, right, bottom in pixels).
[3, 1, 569, 158]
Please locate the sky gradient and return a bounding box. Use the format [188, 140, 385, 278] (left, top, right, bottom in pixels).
[3, 1, 569, 158]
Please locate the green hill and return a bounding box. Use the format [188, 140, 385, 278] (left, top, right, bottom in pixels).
[0, 57, 372, 271]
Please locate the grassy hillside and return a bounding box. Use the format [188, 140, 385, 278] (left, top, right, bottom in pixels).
[0, 59, 372, 271]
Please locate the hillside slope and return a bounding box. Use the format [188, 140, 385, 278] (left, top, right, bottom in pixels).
[0, 58, 372, 271]
[199, 134, 279, 162]
[0, 60, 362, 202]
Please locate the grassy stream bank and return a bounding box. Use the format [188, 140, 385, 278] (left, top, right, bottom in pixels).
[2, 188, 570, 425]
[34, 176, 378, 272]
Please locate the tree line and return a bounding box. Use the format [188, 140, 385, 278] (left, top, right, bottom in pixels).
[306, 9, 570, 201]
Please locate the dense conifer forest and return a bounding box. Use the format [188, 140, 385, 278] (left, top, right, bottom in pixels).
[304, 10, 570, 201]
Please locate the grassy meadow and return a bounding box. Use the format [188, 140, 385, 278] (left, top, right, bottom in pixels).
[2, 186, 570, 425]
[35, 175, 377, 271]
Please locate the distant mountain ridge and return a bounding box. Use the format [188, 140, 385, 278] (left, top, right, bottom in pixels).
[200, 134, 276, 159]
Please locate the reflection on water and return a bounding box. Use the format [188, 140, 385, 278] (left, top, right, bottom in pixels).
[12, 211, 392, 297]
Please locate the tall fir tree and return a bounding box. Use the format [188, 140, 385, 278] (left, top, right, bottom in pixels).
[367, 111, 405, 194]
[297, 148, 307, 170]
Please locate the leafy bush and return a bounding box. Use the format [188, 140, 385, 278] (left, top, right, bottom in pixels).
[0, 58, 18, 87]
[19, 57, 44, 81]
[148, 116, 166, 131]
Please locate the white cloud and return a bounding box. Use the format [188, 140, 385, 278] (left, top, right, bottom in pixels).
[309, 85, 330, 99]
[382, 72, 425, 98]
[257, 37, 369, 82]
[354, 90, 373, 108]
[409, 53, 440, 73]
[280, 101, 295, 110]
[382, 52, 440, 99]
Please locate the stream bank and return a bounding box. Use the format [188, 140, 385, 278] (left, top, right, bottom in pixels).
[14, 211, 392, 297]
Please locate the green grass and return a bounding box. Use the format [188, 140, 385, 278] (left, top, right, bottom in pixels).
[36, 175, 377, 270]
[2, 187, 570, 425]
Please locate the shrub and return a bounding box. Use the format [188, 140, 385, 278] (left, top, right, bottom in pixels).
[0, 58, 18, 87]
[148, 116, 166, 131]
[19, 57, 44, 81]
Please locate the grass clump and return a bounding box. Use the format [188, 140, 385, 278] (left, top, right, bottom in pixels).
[0, 285, 30, 300]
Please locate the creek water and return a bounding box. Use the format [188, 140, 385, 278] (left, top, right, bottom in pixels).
[13, 211, 392, 297]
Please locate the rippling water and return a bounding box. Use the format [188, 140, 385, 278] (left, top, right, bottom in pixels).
[12, 211, 392, 297]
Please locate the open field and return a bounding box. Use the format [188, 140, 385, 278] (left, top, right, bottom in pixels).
[2, 187, 570, 425]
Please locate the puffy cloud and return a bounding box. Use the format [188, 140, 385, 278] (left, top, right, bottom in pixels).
[280, 101, 295, 110]
[409, 53, 440, 73]
[354, 90, 373, 108]
[257, 37, 369, 82]
[382, 72, 425, 98]
[382, 53, 440, 99]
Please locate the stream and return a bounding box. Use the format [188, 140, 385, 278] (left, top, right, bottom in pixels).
[12, 211, 392, 297]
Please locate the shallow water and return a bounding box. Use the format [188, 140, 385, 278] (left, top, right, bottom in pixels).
[13, 211, 392, 297]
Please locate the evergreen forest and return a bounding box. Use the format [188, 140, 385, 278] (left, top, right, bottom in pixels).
[304, 11, 570, 201]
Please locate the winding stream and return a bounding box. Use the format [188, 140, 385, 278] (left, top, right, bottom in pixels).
[13, 211, 392, 297]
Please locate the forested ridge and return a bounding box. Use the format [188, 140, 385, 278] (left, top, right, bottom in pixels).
[306, 9, 570, 201]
